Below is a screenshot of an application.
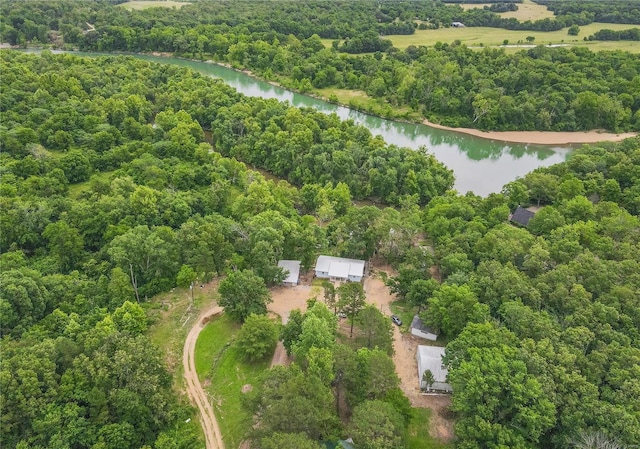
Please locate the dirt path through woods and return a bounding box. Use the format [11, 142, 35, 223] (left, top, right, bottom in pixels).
[364, 271, 455, 442]
[183, 304, 225, 449]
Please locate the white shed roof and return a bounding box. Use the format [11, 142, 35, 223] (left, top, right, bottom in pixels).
[278, 260, 301, 284]
[417, 345, 449, 384]
[315, 255, 365, 278]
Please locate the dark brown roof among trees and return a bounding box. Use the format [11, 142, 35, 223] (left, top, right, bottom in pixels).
[510, 206, 535, 227]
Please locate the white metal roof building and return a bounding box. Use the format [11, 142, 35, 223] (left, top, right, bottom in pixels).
[314, 255, 365, 282]
[278, 260, 301, 286]
[417, 345, 452, 392]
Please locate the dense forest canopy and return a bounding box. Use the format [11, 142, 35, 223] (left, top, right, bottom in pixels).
[1, 1, 640, 448]
[2, 0, 640, 132]
[1, 48, 639, 448]
[0, 50, 445, 447]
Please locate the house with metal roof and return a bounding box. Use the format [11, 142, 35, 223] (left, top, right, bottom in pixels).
[314, 255, 365, 282]
[278, 260, 301, 286]
[509, 206, 536, 227]
[417, 345, 452, 392]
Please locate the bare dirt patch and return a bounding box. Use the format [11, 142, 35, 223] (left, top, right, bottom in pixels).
[183, 303, 225, 449]
[268, 283, 319, 367]
[423, 119, 636, 145]
[266, 269, 455, 442]
[364, 270, 455, 442]
[268, 284, 319, 323]
[269, 341, 291, 368]
[119, 1, 189, 10]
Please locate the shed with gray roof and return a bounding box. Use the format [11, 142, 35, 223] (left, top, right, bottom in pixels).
[278, 260, 301, 286]
[411, 315, 438, 341]
[510, 206, 535, 227]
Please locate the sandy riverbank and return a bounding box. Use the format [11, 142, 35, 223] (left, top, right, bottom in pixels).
[423, 119, 637, 145]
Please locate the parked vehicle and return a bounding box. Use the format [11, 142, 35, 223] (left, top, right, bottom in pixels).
[391, 315, 402, 326]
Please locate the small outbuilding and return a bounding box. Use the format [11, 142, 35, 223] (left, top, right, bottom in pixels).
[278, 260, 301, 286]
[315, 255, 365, 282]
[510, 206, 536, 227]
[417, 345, 452, 392]
[410, 315, 438, 341]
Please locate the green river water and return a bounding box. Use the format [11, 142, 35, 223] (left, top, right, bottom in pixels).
[55, 52, 575, 195]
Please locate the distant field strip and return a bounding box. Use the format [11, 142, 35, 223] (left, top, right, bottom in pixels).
[119, 1, 190, 10]
[386, 22, 640, 53]
[460, 0, 555, 21]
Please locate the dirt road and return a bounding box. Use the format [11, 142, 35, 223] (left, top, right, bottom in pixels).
[364, 272, 455, 442]
[183, 305, 225, 449]
[264, 273, 454, 441]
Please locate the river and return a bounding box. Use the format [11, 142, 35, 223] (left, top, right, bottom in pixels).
[51, 51, 575, 195]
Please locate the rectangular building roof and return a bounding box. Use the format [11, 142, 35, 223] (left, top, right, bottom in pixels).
[411, 315, 437, 334]
[315, 255, 365, 278]
[510, 206, 536, 227]
[278, 260, 301, 284]
[417, 345, 449, 384]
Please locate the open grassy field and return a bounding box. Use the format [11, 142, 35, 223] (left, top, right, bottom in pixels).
[316, 86, 419, 120]
[386, 22, 640, 53]
[407, 408, 453, 449]
[195, 314, 271, 448]
[461, 0, 555, 21]
[67, 171, 113, 199]
[147, 285, 214, 387]
[118, 1, 190, 10]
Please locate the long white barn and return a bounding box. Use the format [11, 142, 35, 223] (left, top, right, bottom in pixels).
[314, 255, 365, 282]
[417, 345, 452, 392]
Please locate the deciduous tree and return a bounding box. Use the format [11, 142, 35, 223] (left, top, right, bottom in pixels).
[236, 313, 279, 361]
[218, 269, 271, 322]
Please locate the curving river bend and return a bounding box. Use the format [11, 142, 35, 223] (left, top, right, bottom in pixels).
[62, 52, 575, 195]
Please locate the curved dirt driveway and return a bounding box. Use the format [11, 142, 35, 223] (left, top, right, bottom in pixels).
[183, 305, 225, 449]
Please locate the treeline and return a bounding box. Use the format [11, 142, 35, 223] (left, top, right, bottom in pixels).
[386, 136, 640, 447]
[3, 1, 640, 132]
[536, 0, 640, 25]
[6, 0, 639, 49]
[443, 0, 522, 3]
[486, 2, 519, 13]
[0, 50, 436, 447]
[588, 28, 640, 41]
[0, 0, 609, 50]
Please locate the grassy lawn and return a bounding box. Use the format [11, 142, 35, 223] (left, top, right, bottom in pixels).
[407, 408, 452, 449]
[194, 313, 239, 378]
[196, 314, 272, 448]
[316, 86, 419, 120]
[389, 298, 417, 334]
[118, 0, 190, 10]
[67, 171, 114, 199]
[146, 285, 216, 388]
